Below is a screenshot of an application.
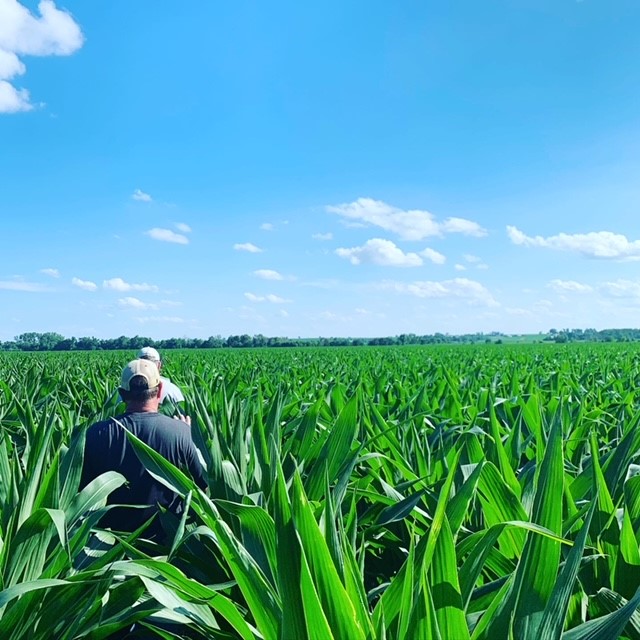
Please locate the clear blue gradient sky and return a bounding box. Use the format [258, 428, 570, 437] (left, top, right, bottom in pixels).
[2, 0, 640, 339]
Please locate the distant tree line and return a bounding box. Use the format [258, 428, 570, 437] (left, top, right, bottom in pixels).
[543, 328, 640, 343]
[1, 328, 640, 352]
[0, 331, 481, 351]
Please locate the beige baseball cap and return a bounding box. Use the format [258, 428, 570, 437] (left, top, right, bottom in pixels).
[120, 359, 161, 391]
[138, 346, 161, 362]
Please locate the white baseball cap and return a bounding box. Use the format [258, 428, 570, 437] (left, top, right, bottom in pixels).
[138, 346, 161, 362]
[120, 359, 161, 391]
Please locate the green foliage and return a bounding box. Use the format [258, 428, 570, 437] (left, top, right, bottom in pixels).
[1, 343, 640, 638]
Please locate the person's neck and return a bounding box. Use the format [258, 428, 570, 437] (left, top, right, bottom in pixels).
[125, 400, 159, 413]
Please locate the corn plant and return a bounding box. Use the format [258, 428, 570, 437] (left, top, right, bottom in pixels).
[1, 344, 640, 638]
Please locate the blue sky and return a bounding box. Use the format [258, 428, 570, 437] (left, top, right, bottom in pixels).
[2, 0, 640, 340]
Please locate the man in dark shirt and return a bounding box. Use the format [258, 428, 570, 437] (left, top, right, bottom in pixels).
[81, 358, 207, 540]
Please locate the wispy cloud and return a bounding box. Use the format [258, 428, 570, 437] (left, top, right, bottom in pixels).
[421, 248, 446, 265]
[327, 197, 487, 241]
[103, 277, 159, 292]
[381, 277, 498, 307]
[312, 232, 333, 241]
[254, 269, 284, 281]
[507, 226, 640, 260]
[0, 0, 84, 114]
[441, 217, 485, 235]
[599, 279, 640, 299]
[118, 296, 158, 310]
[40, 267, 59, 278]
[234, 242, 263, 253]
[175, 222, 191, 233]
[71, 277, 97, 291]
[0, 278, 49, 292]
[244, 292, 290, 303]
[548, 279, 593, 293]
[146, 228, 189, 245]
[336, 238, 422, 267]
[464, 254, 489, 269]
[260, 223, 274, 231]
[132, 188, 152, 202]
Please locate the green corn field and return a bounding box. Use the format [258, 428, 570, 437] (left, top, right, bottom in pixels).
[2, 343, 640, 639]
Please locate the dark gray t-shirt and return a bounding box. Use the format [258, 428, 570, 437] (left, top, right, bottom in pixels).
[81, 412, 206, 537]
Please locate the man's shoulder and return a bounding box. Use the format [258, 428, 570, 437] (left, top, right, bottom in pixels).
[88, 412, 176, 432]
[133, 412, 192, 439]
[87, 415, 121, 433]
[85, 415, 127, 448]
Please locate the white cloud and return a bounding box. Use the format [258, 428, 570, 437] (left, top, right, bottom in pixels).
[548, 279, 593, 293]
[336, 238, 423, 267]
[146, 228, 189, 245]
[421, 247, 446, 265]
[175, 222, 191, 233]
[244, 292, 290, 303]
[103, 277, 159, 292]
[463, 253, 489, 270]
[132, 188, 152, 202]
[0, 278, 49, 292]
[254, 269, 284, 280]
[382, 277, 498, 307]
[160, 299, 182, 307]
[599, 280, 640, 299]
[278, 309, 289, 318]
[327, 197, 487, 241]
[507, 226, 640, 260]
[312, 232, 333, 241]
[441, 217, 486, 236]
[0, 80, 30, 112]
[234, 242, 263, 253]
[260, 223, 274, 231]
[0, 0, 83, 113]
[454, 264, 466, 271]
[118, 296, 158, 310]
[71, 276, 97, 291]
[0, 49, 24, 79]
[40, 267, 59, 278]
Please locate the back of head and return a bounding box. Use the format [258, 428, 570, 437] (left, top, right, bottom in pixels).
[138, 346, 161, 363]
[120, 358, 161, 403]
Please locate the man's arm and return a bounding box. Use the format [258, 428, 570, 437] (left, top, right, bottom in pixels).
[186, 444, 208, 490]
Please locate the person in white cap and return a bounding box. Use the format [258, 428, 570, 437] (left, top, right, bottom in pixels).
[81, 359, 206, 541]
[137, 346, 185, 405]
